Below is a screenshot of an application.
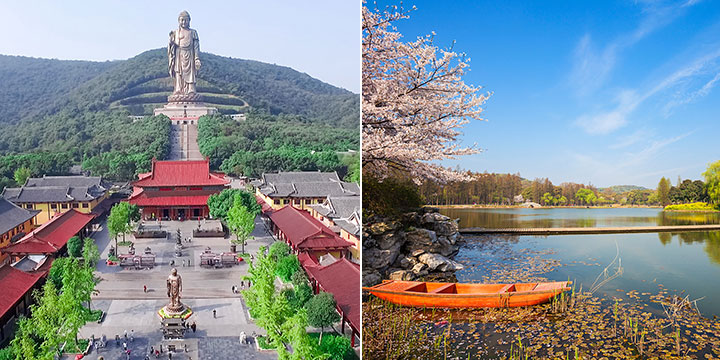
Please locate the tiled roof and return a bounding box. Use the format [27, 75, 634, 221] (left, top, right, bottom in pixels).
[304, 258, 361, 333]
[2, 175, 109, 203]
[334, 219, 360, 237]
[261, 171, 340, 185]
[269, 206, 352, 250]
[308, 196, 360, 219]
[3, 209, 95, 255]
[133, 159, 229, 187]
[0, 198, 38, 235]
[128, 188, 216, 207]
[25, 175, 110, 190]
[259, 181, 359, 198]
[0, 265, 43, 320]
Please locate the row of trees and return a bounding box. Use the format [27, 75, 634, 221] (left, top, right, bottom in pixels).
[243, 242, 350, 359]
[197, 114, 359, 180]
[0, 241, 100, 359]
[107, 202, 140, 252]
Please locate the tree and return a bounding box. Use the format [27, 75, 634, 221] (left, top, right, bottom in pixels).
[319, 334, 352, 360]
[657, 177, 671, 207]
[306, 291, 341, 345]
[575, 188, 597, 206]
[13, 167, 31, 186]
[48, 256, 69, 290]
[67, 236, 83, 258]
[82, 237, 100, 267]
[107, 202, 133, 251]
[362, 5, 489, 183]
[703, 160, 720, 205]
[208, 189, 261, 220]
[226, 196, 256, 254]
[275, 255, 300, 282]
[269, 242, 291, 262]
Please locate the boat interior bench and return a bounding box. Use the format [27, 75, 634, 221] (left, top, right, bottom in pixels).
[401, 282, 539, 294]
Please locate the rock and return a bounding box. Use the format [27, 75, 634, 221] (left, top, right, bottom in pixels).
[377, 231, 404, 250]
[411, 263, 427, 275]
[447, 232, 459, 245]
[363, 247, 401, 271]
[421, 207, 440, 214]
[411, 249, 426, 257]
[389, 270, 415, 281]
[362, 270, 382, 287]
[434, 220, 459, 236]
[418, 252, 464, 272]
[396, 256, 417, 269]
[404, 228, 437, 250]
[421, 212, 450, 224]
[418, 253, 450, 271]
[367, 220, 402, 236]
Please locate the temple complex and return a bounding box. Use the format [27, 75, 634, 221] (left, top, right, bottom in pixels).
[128, 158, 229, 220]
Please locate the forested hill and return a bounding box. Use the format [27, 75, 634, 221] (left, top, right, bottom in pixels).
[0, 49, 359, 128]
[0, 55, 116, 122]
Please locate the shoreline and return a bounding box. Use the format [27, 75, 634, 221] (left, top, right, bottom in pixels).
[430, 204, 664, 209]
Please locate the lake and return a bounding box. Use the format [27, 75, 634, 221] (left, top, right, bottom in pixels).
[441, 207, 720, 317]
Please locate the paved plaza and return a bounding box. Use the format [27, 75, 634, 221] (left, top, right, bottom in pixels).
[73, 215, 278, 360]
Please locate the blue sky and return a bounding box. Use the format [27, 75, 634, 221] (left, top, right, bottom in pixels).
[0, 1, 360, 93]
[373, 0, 720, 188]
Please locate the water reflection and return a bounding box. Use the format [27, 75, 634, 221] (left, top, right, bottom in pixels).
[441, 207, 720, 229]
[662, 231, 720, 265]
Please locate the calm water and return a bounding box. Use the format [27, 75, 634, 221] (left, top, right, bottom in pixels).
[442, 207, 720, 228]
[440, 207, 720, 317]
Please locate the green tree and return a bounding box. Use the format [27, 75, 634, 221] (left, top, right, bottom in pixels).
[207, 189, 261, 220]
[306, 291, 340, 345]
[48, 257, 68, 290]
[319, 334, 352, 360]
[13, 167, 31, 186]
[703, 160, 720, 205]
[107, 202, 133, 251]
[269, 242, 291, 262]
[227, 197, 256, 254]
[657, 177, 671, 206]
[575, 188, 597, 206]
[275, 255, 300, 282]
[67, 236, 83, 258]
[82, 237, 100, 267]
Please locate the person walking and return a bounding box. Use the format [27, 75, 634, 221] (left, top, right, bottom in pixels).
[191, 321, 196, 333]
[213, 309, 216, 318]
[144, 284, 147, 293]
[240, 280, 244, 288]
[130, 329, 134, 342]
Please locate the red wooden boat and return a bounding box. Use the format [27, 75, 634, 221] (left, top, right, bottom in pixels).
[363, 280, 571, 308]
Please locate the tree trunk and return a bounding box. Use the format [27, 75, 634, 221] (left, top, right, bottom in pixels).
[319, 326, 323, 345]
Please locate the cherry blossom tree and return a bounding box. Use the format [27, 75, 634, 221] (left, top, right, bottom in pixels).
[362, 4, 490, 183]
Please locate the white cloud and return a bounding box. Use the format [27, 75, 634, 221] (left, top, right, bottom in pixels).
[575, 48, 720, 135]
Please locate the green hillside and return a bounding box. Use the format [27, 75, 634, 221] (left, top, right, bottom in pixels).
[601, 185, 649, 193]
[0, 49, 359, 127]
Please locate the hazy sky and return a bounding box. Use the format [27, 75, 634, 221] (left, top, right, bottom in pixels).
[0, 1, 360, 93]
[373, 0, 720, 188]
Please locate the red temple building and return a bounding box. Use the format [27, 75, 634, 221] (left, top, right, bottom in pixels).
[128, 159, 229, 220]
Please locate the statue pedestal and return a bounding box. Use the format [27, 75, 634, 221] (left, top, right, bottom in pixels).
[154, 102, 218, 122]
[159, 304, 193, 339]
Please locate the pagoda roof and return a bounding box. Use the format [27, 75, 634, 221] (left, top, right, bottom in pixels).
[133, 159, 229, 187]
[3, 209, 95, 255]
[128, 188, 215, 207]
[269, 206, 352, 250]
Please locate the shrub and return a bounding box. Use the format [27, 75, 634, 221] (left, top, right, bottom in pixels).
[664, 202, 718, 211]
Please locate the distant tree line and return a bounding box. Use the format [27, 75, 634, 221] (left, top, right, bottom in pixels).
[417, 171, 713, 207]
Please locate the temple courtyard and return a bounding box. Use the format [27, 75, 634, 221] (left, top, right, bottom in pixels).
[72, 215, 278, 360]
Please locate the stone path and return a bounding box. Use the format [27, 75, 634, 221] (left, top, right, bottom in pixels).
[72, 215, 278, 360]
[168, 123, 202, 161]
